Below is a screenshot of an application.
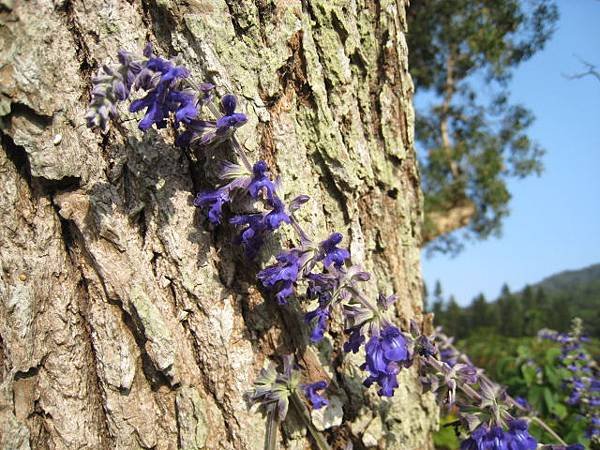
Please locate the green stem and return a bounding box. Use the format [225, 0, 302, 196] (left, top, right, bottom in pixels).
[529, 416, 567, 446]
[204, 100, 254, 171]
[290, 393, 331, 450]
[455, 349, 528, 414]
[264, 406, 280, 450]
[346, 285, 380, 314]
[425, 355, 482, 402]
[289, 214, 312, 245]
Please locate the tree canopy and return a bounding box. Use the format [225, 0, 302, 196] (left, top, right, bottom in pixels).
[407, 0, 559, 254]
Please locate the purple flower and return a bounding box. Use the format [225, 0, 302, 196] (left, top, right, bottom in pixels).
[302, 381, 329, 409]
[379, 326, 410, 362]
[343, 326, 366, 353]
[362, 325, 410, 397]
[305, 303, 331, 342]
[507, 420, 536, 450]
[175, 119, 213, 146]
[174, 95, 198, 125]
[434, 328, 460, 366]
[514, 396, 530, 410]
[198, 82, 215, 103]
[86, 50, 144, 131]
[415, 335, 437, 357]
[230, 213, 269, 258]
[484, 426, 510, 450]
[377, 293, 398, 310]
[455, 363, 479, 385]
[257, 249, 303, 304]
[264, 197, 291, 230]
[289, 194, 310, 212]
[587, 415, 600, 437]
[230, 198, 290, 258]
[193, 165, 253, 224]
[129, 57, 197, 131]
[317, 232, 350, 268]
[461, 425, 488, 450]
[306, 272, 336, 302]
[174, 86, 215, 146]
[248, 160, 276, 200]
[186, 94, 247, 147]
[567, 390, 581, 405]
[194, 187, 230, 224]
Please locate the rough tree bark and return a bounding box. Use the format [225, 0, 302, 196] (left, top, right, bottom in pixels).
[0, 0, 437, 449]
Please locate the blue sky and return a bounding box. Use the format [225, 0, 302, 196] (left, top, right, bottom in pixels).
[420, 0, 600, 306]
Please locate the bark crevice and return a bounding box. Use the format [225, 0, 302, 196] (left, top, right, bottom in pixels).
[0, 0, 436, 448]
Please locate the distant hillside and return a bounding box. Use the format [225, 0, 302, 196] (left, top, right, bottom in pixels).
[528, 263, 600, 336]
[532, 263, 600, 296]
[430, 263, 600, 338]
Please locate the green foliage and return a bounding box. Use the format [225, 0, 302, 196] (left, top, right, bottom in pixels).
[430, 266, 600, 448]
[407, 0, 558, 253]
[427, 264, 600, 339]
[451, 334, 599, 447]
[433, 416, 461, 450]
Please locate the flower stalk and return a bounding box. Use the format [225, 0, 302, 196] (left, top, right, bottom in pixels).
[84, 44, 580, 450]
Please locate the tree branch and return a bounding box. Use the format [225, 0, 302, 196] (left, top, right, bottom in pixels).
[440, 48, 461, 179]
[564, 56, 600, 83]
[422, 197, 476, 244]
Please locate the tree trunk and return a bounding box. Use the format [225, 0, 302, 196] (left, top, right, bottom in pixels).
[0, 0, 437, 449]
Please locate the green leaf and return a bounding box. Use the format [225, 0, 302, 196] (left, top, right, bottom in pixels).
[544, 347, 561, 365]
[521, 364, 537, 386]
[544, 365, 561, 388]
[550, 402, 567, 419]
[529, 386, 545, 412]
[543, 387, 555, 411]
[517, 345, 530, 358]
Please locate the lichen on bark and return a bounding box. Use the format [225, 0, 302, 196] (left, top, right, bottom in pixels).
[0, 0, 437, 448]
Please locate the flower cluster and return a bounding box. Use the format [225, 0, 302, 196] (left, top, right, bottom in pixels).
[85, 44, 579, 449]
[85, 48, 145, 131]
[461, 420, 537, 450]
[193, 159, 292, 258]
[247, 355, 328, 421]
[86, 43, 202, 132]
[420, 329, 563, 449]
[539, 319, 599, 442]
[176, 93, 247, 147]
[85, 44, 415, 399]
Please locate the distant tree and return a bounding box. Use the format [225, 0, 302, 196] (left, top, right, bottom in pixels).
[535, 286, 547, 305]
[469, 293, 496, 330]
[444, 295, 467, 338]
[432, 299, 444, 323]
[548, 295, 572, 332]
[497, 284, 525, 336]
[431, 280, 445, 324]
[500, 283, 511, 299]
[407, 0, 559, 254]
[522, 284, 544, 335]
[521, 284, 534, 308]
[434, 280, 444, 303]
[422, 281, 430, 312]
